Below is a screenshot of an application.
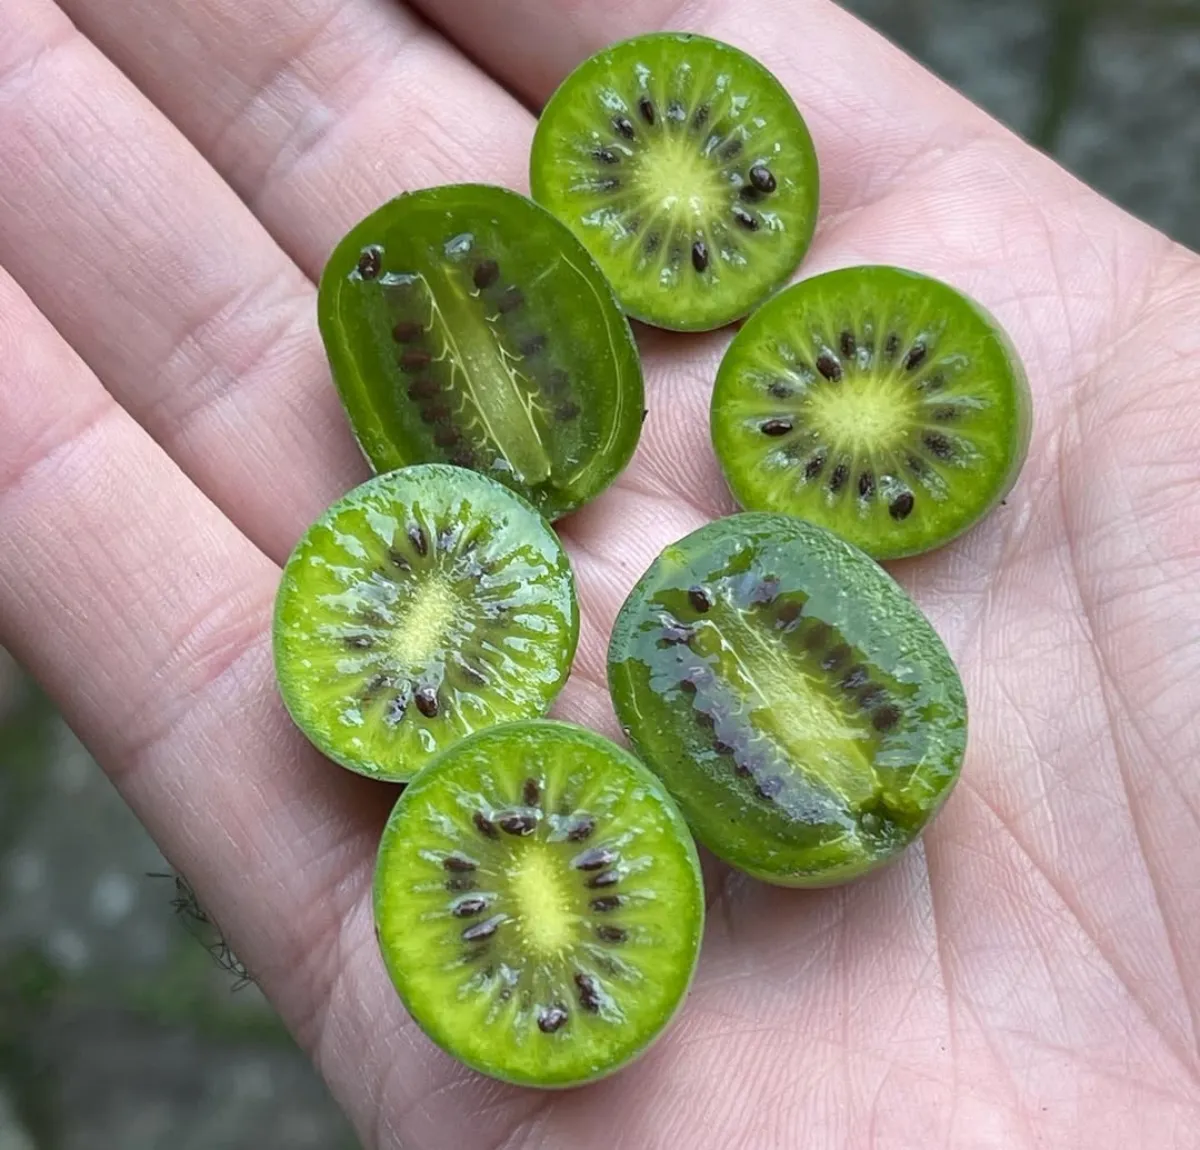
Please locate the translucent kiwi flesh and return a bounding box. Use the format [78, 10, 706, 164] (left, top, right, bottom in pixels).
[608, 514, 968, 886]
[373, 721, 704, 1087]
[712, 266, 1033, 558]
[531, 32, 820, 331]
[273, 466, 578, 781]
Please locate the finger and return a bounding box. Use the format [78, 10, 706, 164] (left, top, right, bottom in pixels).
[62, 0, 534, 280]
[0, 268, 546, 1147]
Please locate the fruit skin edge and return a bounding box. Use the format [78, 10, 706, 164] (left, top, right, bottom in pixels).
[371, 719, 706, 1089]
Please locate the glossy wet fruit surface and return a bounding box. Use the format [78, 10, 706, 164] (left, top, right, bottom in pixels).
[530, 32, 820, 331]
[711, 266, 1032, 558]
[273, 466, 578, 782]
[318, 184, 644, 520]
[608, 514, 967, 886]
[374, 721, 704, 1087]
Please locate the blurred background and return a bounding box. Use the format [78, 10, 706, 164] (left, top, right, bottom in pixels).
[1, 1, 1197, 1147]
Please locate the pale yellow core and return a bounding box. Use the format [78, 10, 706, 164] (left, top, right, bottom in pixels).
[509, 845, 576, 956]
[806, 377, 918, 456]
[634, 136, 726, 220]
[389, 576, 459, 665]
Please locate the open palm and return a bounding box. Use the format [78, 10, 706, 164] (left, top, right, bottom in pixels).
[1, 0, 1197, 1144]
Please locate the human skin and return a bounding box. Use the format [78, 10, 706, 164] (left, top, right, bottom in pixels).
[0, 0, 1197, 1146]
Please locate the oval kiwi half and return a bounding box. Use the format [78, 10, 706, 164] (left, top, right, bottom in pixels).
[273, 465, 578, 781]
[374, 720, 704, 1088]
[711, 266, 1033, 558]
[607, 514, 967, 887]
[318, 184, 645, 520]
[530, 32, 820, 332]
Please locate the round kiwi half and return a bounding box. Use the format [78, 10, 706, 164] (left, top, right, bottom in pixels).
[711, 266, 1033, 559]
[374, 720, 704, 1088]
[273, 465, 578, 782]
[607, 514, 967, 887]
[318, 184, 644, 521]
[530, 32, 819, 332]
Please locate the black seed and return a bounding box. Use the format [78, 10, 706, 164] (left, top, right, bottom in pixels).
[447, 874, 477, 894]
[473, 260, 500, 290]
[461, 918, 500, 944]
[473, 812, 498, 839]
[732, 206, 759, 231]
[498, 812, 537, 836]
[498, 287, 524, 313]
[733, 759, 752, 778]
[933, 405, 959, 423]
[565, 816, 595, 842]
[443, 855, 476, 873]
[638, 96, 656, 124]
[885, 333, 901, 361]
[840, 665, 870, 692]
[667, 99, 686, 122]
[751, 578, 780, 605]
[460, 661, 487, 686]
[804, 453, 826, 480]
[749, 164, 777, 194]
[555, 401, 580, 422]
[357, 247, 382, 279]
[595, 925, 628, 943]
[434, 426, 461, 448]
[614, 116, 635, 139]
[452, 897, 488, 919]
[921, 373, 947, 393]
[644, 232, 661, 256]
[538, 1004, 569, 1033]
[594, 147, 620, 164]
[691, 240, 709, 273]
[420, 404, 450, 425]
[393, 320, 422, 343]
[720, 137, 744, 160]
[520, 333, 548, 356]
[408, 524, 428, 556]
[546, 368, 570, 395]
[661, 621, 694, 645]
[840, 330, 857, 358]
[858, 471, 876, 499]
[692, 104, 710, 130]
[761, 418, 793, 437]
[575, 973, 602, 1013]
[414, 687, 439, 718]
[775, 601, 802, 629]
[574, 847, 617, 871]
[590, 896, 622, 912]
[587, 869, 620, 889]
[385, 696, 407, 726]
[688, 586, 712, 613]
[822, 644, 851, 672]
[906, 454, 927, 478]
[816, 353, 843, 382]
[872, 704, 902, 732]
[406, 378, 438, 400]
[905, 343, 928, 372]
[400, 349, 431, 372]
[756, 776, 784, 800]
[858, 685, 886, 710]
[679, 677, 698, 695]
[889, 492, 916, 520]
[389, 546, 411, 571]
[344, 634, 373, 650]
[450, 449, 476, 469]
[923, 433, 954, 461]
[829, 463, 849, 493]
[522, 778, 540, 807]
[768, 380, 792, 399]
[695, 710, 715, 731]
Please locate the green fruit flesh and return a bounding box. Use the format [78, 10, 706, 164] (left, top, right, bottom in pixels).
[531, 32, 819, 331]
[318, 184, 644, 520]
[607, 514, 967, 886]
[374, 721, 704, 1087]
[273, 466, 578, 781]
[711, 266, 1033, 559]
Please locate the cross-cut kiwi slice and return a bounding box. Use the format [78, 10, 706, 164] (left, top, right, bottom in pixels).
[607, 514, 967, 887]
[273, 465, 578, 782]
[530, 32, 819, 332]
[711, 266, 1033, 559]
[374, 720, 704, 1087]
[318, 184, 644, 520]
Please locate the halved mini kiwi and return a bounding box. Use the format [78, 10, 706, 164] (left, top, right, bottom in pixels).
[608, 514, 967, 886]
[530, 32, 819, 331]
[711, 266, 1033, 558]
[374, 720, 704, 1088]
[273, 465, 578, 781]
[318, 184, 644, 520]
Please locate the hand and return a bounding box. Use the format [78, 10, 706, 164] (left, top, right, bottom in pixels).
[1, 0, 1197, 1144]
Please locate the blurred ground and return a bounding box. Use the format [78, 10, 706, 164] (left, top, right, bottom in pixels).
[1, 1, 1198, 1147]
